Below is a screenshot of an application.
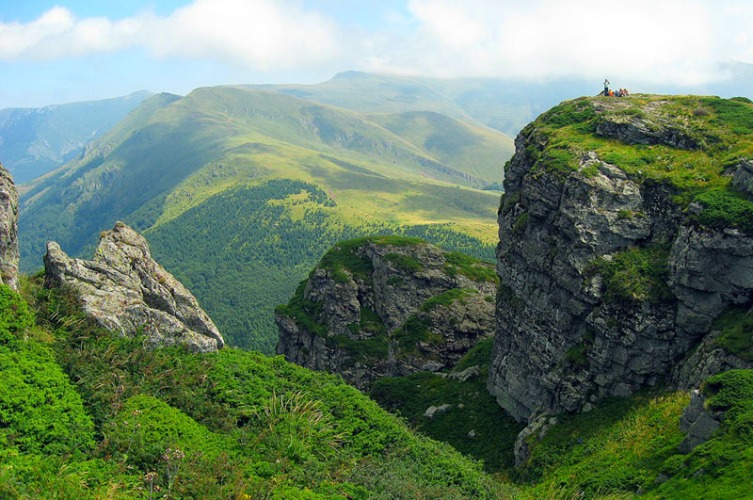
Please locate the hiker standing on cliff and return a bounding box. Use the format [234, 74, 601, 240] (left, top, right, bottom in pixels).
[604, 79, 610, 96]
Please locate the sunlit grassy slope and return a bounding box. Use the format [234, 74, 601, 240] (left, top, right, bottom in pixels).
[19, 85, 508, 350]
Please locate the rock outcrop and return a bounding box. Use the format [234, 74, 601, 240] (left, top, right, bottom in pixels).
[489, 95, 753, 424]
[678, 389, 722, 453]
[0, 163, 19, 291]
[276, 236, 497, 390]
[44, 222, 224, 352]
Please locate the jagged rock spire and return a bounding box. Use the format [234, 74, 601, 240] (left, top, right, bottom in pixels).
[44, 221, 224, 352]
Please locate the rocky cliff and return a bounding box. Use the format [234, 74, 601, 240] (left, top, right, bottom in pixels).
[489, 95, 753, 423]
[0, 163, 19, 291]
[44, 222, 224, 352]
[275, 236, 497, 390]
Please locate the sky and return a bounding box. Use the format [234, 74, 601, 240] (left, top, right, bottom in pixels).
[2, 0, 753, 109]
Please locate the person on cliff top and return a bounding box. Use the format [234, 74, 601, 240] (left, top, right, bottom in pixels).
[604, 79, 610, 96]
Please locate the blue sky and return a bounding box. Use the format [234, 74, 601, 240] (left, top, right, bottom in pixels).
[2, 0, 753, 108]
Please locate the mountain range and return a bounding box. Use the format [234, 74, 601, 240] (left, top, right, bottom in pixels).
[17, 76, 515, 351]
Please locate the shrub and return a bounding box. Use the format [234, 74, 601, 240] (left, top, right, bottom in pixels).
[692, 188, 753, 232]
[588, 246, 672, 304]
[713, 306, 753, 360]
[444, 252, 498, 283]
[0, 284, 34, 343]
[0, 340, 95, 455]
[385, 252, 423, 272]
[421, 288, 477, 312]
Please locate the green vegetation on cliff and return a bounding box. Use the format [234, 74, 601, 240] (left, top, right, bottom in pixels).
[11, 269, 753, 499]
[371, 339, 525, 473]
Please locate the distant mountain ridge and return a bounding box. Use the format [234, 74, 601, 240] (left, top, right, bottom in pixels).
[0, 91, 152, 184]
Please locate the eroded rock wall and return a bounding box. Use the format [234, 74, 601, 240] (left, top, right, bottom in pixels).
[0, 163, 19, 290]
[489, 98, 753, 423]
[276, 238, 496, 390]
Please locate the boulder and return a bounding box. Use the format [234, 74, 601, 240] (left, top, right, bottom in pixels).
[44, 222, 224, 352]
[678, 389, 722, 453]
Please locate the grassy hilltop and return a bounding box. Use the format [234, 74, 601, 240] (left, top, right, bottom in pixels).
[518, 94, 753, 230]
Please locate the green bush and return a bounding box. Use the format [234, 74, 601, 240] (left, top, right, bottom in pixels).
[385, 252, 423, 272]
[588, 245, 672, 304]
[713, 306, 753, 360]
[394, 315, 439, 352]
[103, 394, 226, 468]
[655, 370, 753, 498]
[0, 340, 94, 455]
[421, 288, 477, 312]
[540, 98, 597, 128]
[444, 252, 498, 283]
[0, 284, 34, 343]
[693, 188, 753, 232]
[521, 391, 690, 496]
[700, 97, 753, 134]
[370, 339, 525, 473]
[274, 280, 327, 336]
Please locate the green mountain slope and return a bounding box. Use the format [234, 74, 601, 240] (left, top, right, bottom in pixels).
[0, 91, 152, 184]
[0, 279, 511, 498]
[19, 85, 507, 351]
[6, 278, 752, 498]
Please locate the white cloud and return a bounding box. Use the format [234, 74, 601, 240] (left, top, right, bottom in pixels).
[0, 0, 342, 70]
[374, 0, 751, 85]
[2, 0, 753, 85]
[0, 7, 141, 59]
[140, 0, 342, 70]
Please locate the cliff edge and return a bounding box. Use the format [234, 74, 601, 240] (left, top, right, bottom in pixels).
[489, 95, 753, 422]
[0, 163, 19, 290]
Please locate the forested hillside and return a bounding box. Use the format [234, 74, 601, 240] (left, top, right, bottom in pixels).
[18, 85, 507, 351]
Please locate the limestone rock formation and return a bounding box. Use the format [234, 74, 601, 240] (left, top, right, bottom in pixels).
[275, 237, 497, 390]
[0, 163, 19, 291]
[44, 221, 224, 352]
[489, 95, 753, 424]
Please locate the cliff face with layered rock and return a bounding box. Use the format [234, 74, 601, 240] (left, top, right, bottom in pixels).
[489, 95, 753, 423]
[0, 163, 19, 291]
[275, 236, 497, 390]
[44, 222, 224, 352]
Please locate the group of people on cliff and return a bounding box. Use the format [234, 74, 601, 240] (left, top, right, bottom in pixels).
[603, 79, 629, 97]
